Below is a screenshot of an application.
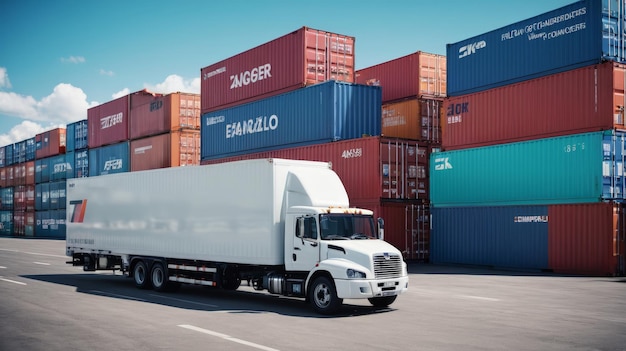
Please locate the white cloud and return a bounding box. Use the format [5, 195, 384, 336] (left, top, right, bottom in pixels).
[61, 56, 86, 64]
[100, 69, 114, 76]
[112, 88, 130, 99]
[0, 83, 97, 124]
[144, 74, 200, 94]
[0, 67, 11, 89]
[0, 121, 50, 146]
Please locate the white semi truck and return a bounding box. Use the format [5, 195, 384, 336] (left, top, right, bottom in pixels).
[66, 158, 408, 314]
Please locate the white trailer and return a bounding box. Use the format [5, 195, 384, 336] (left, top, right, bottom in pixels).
[66, 158, 408, 314]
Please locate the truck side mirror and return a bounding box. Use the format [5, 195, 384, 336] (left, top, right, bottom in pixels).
[296, 218, 304, 239]
[377, 217, 384, 240]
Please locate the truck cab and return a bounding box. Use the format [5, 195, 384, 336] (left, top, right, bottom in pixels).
[284, 207, 408, 314]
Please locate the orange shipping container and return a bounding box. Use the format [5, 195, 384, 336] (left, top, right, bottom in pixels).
[130, 130, 200, 172]
[35, 128, 66, 159]
[130, 92, 201, 140]
[25, 161, 35, 185]
[382, 98, 443, 142]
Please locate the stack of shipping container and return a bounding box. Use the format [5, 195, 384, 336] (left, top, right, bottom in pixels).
[199, 27, 446, 261]
[431, 0, 626, 275]
[0, 89, 200, 238]
[87, 89, 201, 177]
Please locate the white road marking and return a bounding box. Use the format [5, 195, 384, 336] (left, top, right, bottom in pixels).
[33, 262, 51, 266]
[0, 266, 6, 269]
[0, 277, 27, 285]
[89, 290, 147, 302]
[178, 324, 280, 351]
[149, 294, 218, 308]
[457, 295, 500, 302]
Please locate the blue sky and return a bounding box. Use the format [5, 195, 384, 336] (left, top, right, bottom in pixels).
[0, 0, 573, 146]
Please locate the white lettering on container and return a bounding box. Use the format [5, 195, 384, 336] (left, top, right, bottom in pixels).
[458, 40, 486, 59]
[103, 159, 123, 171]
[514, 216, 548, 223]
[225, 114, 278, 138]
[230, 64, 272, 89]
[100, 113, 123, 129]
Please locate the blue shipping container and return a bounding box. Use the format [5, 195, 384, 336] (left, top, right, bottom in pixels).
[0, 210, 13, 236]
[74, 149, 89, 178]
[66, 119, 88, 152]
[201, 80, 382, 161]
[14, 140, 26, 163]
[47, 154, 70, 181]
[35, 210, 65, 238]
[26, 137, 36, 161]
[0, 187, 13, 210]
[446, 0, 624, 96]
[89, 142, 130, 176]
[5, 144, 14, 166]
[35, 183, 50, 211]
[35, 158, 49, 183]
[431, 206, 549, 270]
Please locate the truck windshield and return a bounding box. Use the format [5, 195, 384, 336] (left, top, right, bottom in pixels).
[319, 214, 377, 240]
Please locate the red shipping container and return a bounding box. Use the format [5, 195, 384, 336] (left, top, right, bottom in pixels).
[5, 166, 13, 187]
[549, 202, 625, 276]
[382, 98, 443, 142]
[350, 200, 430, 261]
[443, 61, 626, 150]
[130, 92, 201, 140]
[356, 51, 446, 103]
[201, 136, 433, 202]
[130, 130, 200, 172]
[35, 128, 66, 159]
[12, 163, 25, 186]
[200, 26, 355, 114]
[88, 90, 157, 148]
[25, 161, 35, 185]
[13, 185, 34, 211]
[0, 168, 5, 188]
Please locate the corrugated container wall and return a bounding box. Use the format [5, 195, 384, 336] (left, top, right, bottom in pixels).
[446, 0, 623, 96]
[66, 119, 88, 152]
[201, 81, 382, 161]
[431, 205, 550, 270]
[444, 62, 626, 150]
[382, 98, 442, 142]
[130, 92, 201, 140]
[0, 211, 12, 236]
[355, 51, 446, 102]
[88, 142, 130, 177]
[200, 26, 355, 114]
[431, 203, 624, 276]
[130, 130, 200, 172]
[202, 136, 432, 202]
[88, 90, 156, 148]
[35, 128, 66, 159]
[430, 130, 626, 207]
[351, 200, 430, 261]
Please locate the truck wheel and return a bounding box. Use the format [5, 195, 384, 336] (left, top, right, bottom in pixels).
[221, 266, 241, 290]
[368, 296, 397, 308]
[133, 260, 151, 289]
[151, 262, 169, 292]
[309, 276, 342, 315]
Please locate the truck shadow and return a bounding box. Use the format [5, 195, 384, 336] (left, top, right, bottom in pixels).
[21, 273, 396, 318]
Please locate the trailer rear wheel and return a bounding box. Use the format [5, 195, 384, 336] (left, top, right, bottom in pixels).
[133, 260, 151, 289]
[151, 262, 168, 292]
[309, 276, 342, 315]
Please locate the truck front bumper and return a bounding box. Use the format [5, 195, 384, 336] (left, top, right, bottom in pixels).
[334, 276, 409, 299]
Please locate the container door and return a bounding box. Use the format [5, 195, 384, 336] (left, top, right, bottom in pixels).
[405, 204, 430, 262]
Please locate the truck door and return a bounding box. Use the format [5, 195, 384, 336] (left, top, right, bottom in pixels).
[290, 216, 320, 271]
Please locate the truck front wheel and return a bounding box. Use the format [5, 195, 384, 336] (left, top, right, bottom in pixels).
[309, 276, 342, 315]
[133, 260, 151, 289]
[368, 296, 397, 308]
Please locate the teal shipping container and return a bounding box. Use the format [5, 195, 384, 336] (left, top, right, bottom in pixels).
[431, 130, 626, 207]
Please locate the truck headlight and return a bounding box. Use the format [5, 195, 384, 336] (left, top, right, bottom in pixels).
[346, 269, 366, 279]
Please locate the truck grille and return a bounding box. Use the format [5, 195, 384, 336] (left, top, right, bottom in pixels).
[373, 254, 403, 279]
